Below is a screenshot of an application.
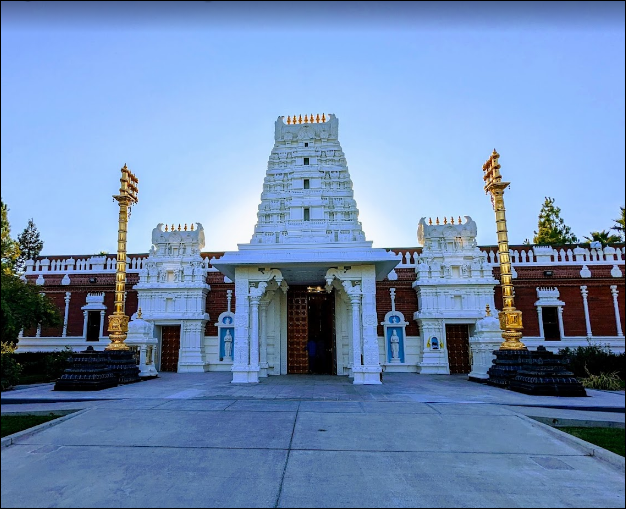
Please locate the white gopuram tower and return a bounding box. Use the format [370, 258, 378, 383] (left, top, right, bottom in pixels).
[212, 114, 399, 384]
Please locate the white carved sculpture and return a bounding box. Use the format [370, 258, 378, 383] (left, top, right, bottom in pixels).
[390, 330, 400, 362]
[223, 329, 233, 360]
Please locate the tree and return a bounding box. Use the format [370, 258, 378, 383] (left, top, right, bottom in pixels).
[532, 197, 579, 245]
[611, 206, 625, 241]
[0, 200, 61, 344]
[582, 230, 622, 246]
[1, 199, 21, 275]
[16, 218, 44, 273]
[1, 272, 62, 345]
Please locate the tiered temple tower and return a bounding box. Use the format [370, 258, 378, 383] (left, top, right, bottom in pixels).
[250, 114, 369, 247]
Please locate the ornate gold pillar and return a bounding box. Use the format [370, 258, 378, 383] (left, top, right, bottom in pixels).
[106, 164, 139, 351]
[482, 150, 526, 350]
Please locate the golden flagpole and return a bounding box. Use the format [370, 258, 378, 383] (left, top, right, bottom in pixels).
[482, 149, 526, 350]
[105, 164, 139, 351]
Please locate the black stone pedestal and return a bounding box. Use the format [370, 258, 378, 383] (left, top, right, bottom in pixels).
[487, 346, 586, 397]
[107, 350, 141, 385]
[53, 347, 117, 391]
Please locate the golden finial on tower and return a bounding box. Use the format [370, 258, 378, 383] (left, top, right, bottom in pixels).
[310, 114, 314, 124]
[287, 116, 291, 125]
[428, 217, 432, 225]
[451, 216, 455, 224]
[322, 113, 326, 122]
[443, 217, 448, 225]
[304, 114, 308, 123]
[458, 216, 462, 224]
[184, 223, 188, 231]
[178, 224, 181, 231]
[171, 224, 175, 231]
[316, 114, 320, 123]
[165, 224, 168, 232]
[190, 223, 194, 231]
[298, 114, 302, 124]
[436, 217, 440, 225]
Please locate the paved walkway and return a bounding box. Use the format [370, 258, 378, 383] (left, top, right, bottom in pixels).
[2, 373, 624, 508]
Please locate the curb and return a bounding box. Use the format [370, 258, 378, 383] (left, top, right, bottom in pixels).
[527, 415, 625, 429]
[519, 414, 625, 473]
[1, 408, 88, 448]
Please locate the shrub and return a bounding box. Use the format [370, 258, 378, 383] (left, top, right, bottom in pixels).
[12, 347, 73, 384]
[559, 344, 625, 381]
[579, 366, 623, 391]
[1, 342, 22, 391]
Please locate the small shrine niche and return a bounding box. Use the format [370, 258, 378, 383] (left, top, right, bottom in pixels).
[215, 289, 235, 362]
[380, 288, 408, 363]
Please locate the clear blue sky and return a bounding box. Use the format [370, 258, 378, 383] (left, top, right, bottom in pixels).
[2, 1, 624, 256]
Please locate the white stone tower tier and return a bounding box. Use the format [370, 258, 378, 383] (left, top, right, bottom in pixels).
[249, 114, 369, 247]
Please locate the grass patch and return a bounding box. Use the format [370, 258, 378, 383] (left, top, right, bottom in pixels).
[558, 426, 625, 457]
[1, 413, 63, 438]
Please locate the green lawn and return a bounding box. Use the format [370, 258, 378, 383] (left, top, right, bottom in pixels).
[1, 414, 63, 438]
[559, 426, 625, 457]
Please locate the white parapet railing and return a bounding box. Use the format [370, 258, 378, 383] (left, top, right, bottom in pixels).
[390, 246, 625, 269]
[24, 254, 220, 275]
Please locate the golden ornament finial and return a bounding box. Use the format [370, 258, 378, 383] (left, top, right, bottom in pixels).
[310, 114, 314, 124]
[458, 216, 462, 224]
[451, 216, 455, 224]
[298, 114, 302, 124]
[171, 224, 175, 231]
[428, 217, 432, 225]
[178, 224, 181, 231]
[322, 113, 326, 122]
[190, 223, 194, 231]
[316, 114, 320, 123]
[436, 217, 440, 225]
[287, 116, 291, 125]
[443, 217, 448, 225]
[304, 114, 308, 123]
[184, 223, 188, 231]
[165, 224, 168, 231]
[485, 304, 491, 317]
[137, 308, 143, 319]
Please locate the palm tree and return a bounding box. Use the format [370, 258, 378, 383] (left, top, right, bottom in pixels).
[611, 206, 625, 241]
[582, 230, 622, 246]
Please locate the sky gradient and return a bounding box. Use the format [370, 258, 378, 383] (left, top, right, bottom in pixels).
[2, 1, 624, 257]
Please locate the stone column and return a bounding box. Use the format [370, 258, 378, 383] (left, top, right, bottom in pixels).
[249, 295, 261, 372]
[82, 311, 88, 338]
[349, 293, 362, 371]
[62, 292, 71, 338]
[557, 306, 565, 339]
[610, 285, 624, 337]
[232, 274, 251, 383]
[537, 306, 544, 339]
[259, 298, 270, 377]
[580, 286, 592, 338]
[99, 310, 106, 339]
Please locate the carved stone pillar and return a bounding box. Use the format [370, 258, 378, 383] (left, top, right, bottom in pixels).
[259, 298, 270, 377]
[536, 306, 544, 339]
[99, 310, 106, 339]
[349, 293, 362, 371]
[580, 286, 592, 338]
[82, 310, 88, 339]
[249, 295, 261, 372]
[62, 292, 71, 338]
[610, 285, 624, 337]
[557, 306, 565, 339]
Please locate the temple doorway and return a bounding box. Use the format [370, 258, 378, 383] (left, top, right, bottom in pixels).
[446, 324, 471, 374]
[287, 285, 336, 375]
[160, 325, 181, 372]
